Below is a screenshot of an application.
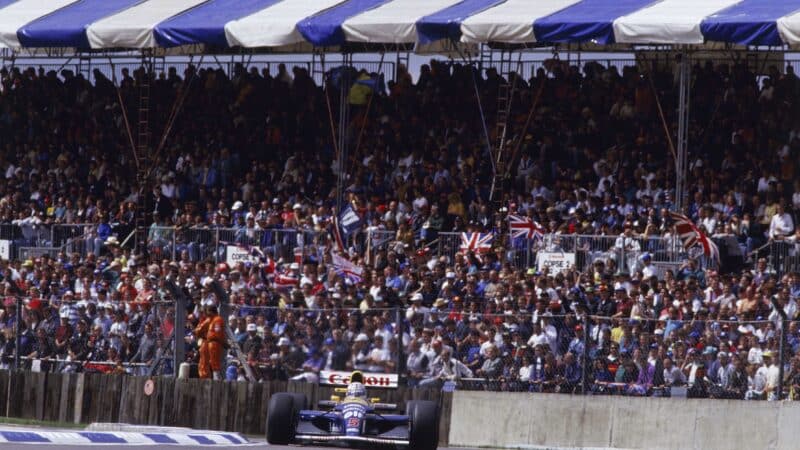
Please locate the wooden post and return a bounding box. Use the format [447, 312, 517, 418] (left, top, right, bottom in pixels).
[73, 373, 84, 424]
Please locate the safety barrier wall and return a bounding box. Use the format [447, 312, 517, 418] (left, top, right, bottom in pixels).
[448, 390, 800, 450]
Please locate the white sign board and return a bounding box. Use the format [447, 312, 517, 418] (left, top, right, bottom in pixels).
[537, 252, 576, 274]
[320, 370, 398, 388]
[0, 240, 10, 260]
[225, 245, 258, 267]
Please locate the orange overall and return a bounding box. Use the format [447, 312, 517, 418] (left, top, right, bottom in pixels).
[206, 315, 226, 373]
[194, 317, 212, 379]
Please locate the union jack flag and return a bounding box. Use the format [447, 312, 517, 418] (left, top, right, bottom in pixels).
[332, 252, 364, 283]
[508, 214, 545, 240]
[460, 232, 494, 254]
[667, 211, 720, 263]
[272, 272, 299, 290]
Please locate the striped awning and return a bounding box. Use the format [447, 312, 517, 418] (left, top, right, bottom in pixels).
[1, 0, 800, 50]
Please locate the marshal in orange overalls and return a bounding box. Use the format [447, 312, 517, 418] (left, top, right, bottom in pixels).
[206, 314, 226, 377]
[194, 315, 212, 379]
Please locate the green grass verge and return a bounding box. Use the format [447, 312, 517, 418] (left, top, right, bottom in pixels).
[0, 416, 86, 429]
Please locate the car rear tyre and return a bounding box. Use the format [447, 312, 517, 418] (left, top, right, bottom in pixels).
[407, 400, 439, 450]
[266, 393, 296, 445]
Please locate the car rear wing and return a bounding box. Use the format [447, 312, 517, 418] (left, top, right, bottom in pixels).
[319, 370, 398, 388]
[318, 399, 398, 410]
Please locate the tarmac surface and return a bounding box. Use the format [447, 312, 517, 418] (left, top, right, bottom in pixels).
[0, 444, 478, 450]
[0, 423, 479, 449]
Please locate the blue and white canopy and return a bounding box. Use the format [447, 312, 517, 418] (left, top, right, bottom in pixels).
[2, 0, 800, 50]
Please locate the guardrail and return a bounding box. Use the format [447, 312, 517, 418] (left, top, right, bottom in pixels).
[368, 229, 701, 272]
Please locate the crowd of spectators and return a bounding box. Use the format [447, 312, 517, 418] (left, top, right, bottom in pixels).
[0, 54, 800, 399]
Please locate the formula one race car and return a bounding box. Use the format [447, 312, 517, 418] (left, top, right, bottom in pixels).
[266, 371, 438, 449]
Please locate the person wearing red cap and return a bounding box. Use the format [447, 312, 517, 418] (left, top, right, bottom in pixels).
[569, 325, 585, 357]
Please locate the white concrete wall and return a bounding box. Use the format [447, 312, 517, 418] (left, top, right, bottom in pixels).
[448, 391, 800, 450]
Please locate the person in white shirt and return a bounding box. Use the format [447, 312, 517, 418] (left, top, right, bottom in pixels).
[763, 352, 781, 401]
[419, 347, 473, 387]
[748, 337, 764, 365]
[699, 207, 718, 235]
[614, 223, 641, 271]
[714, 284, 737, 310]
[663, 358, 686, 386]
[366, 335, 391, 372]
[640, 254, 658, 280]
[745, 363, 767, 400]
[769, 203, 794, 239]
[518, 354, 535, 382]
[526, 322, 549, 349]
[682, 349, 705, 385]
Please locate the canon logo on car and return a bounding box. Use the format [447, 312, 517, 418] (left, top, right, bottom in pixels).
[328, 374, 391, 386]
[320, 371, 399, 388]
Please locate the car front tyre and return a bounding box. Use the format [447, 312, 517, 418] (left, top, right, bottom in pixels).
[407, 400, 439, 450]
[266, 393, 296, 445]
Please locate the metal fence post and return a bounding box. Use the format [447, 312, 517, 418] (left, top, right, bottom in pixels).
[395, 306, 404, 385]
[581, 313, 590, 395]
[171, 228, 176, 261]
[771, 296, 788, 400]
[525, 238, 531, 269]
[14, 297, 21, 371]
[778, 318, 786, 401]
[214, 228, 220, 264]
[173, 284, 186, 377]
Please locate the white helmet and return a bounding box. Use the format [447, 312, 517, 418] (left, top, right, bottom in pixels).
[346, 382, 367, 399]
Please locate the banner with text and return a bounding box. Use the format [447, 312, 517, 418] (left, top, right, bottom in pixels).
[536, 252, 576, 274]
[320, 370, 398, 388]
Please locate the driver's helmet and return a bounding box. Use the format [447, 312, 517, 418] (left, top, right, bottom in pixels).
[346, 382, 367, 399]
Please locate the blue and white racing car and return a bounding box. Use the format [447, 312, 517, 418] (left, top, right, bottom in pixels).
[266, 371, 438, 449]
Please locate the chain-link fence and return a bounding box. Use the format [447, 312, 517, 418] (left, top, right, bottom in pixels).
[399, 308, 795, 400]
[761, 240, 800, 277]
[0, 295, 174, 376]
[145, 226, 329, 264]
[366, 230, 699, 274]
[0, 287, 796, 402]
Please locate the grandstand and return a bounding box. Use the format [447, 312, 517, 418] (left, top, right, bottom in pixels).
[0, 0, 799, 448]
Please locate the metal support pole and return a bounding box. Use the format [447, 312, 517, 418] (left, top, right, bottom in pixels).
[173, 284, 186, 377]
[770, 296, 788, 400]
[335, 54, 351, 215]
[395, 306, 404, 384]
[13, 297, 21, 371]
[617, 241, 628, 276]
[674, 53, 691, 212]
[214, 228, 220, 264]
[581, 313, 590, 395]
[151, 280, 187, 377]
[778, 319, 786, 400]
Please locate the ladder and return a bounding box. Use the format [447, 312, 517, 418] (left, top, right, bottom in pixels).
[77, 55, 92, 81]
[479, 43, 492, 73]
[488, 52, 522, 204]
[134, 57, 151, 257]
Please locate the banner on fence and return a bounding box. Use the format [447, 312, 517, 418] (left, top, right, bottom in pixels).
[536, 252, 576, 274]
[320, 370, 398, 388]
[225, 245, 259, 266]
[0, 240, 10, 260]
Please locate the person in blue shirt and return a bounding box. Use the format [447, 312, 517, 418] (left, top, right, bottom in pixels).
[291, 347, 325, 383]
[560, 352, 583, 393]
